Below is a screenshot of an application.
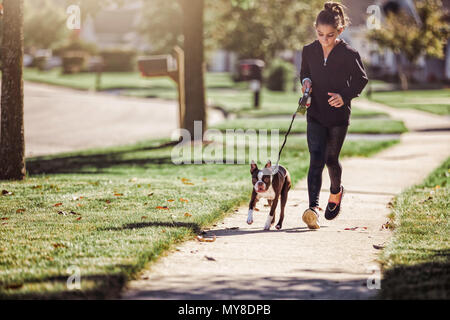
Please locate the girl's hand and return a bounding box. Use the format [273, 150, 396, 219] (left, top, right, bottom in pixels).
[327, 92, 344, 108]
[302, 79, 312, 94]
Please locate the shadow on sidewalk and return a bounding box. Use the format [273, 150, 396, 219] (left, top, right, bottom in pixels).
[203, 226, 327, 238]
[124, 274, 374, 299]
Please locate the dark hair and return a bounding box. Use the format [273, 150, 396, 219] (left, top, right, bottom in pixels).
[315, 1, 351, 30]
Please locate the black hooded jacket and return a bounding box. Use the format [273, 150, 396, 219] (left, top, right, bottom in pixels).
[300, 39, 369, 127]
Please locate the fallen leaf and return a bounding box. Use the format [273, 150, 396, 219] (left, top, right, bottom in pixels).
[76, 203, 83, 207]
[114, 193, 123, 196]
[16, 209, 25, 213]
[32, 185, 42, 189]
[184, 212, 192, 217]
[196, 235, 216, 242]
[183, 182, 194, 185]
[57, 211, 68, 215]
[147, 192, 154, 197]
[69, 211, 79, 215]
[179, 198, 189, 202]
[52, 243, 66, 249]
[1, 190, 13, 196]
[344, 227, 359, 231]
[156, 206, 169, 210]
[1, 217, 8, 220]
[204, 255, 216, 261]
[167, 199, 175, 202]
[3, 283, 23, 290]
[373, 244, 385, 250]
[254, 208, 260, 211]
[53, 202, 63, 207]
[105, 200, 111, 204]
[76, 217, 82, 221]
[141, 216, 147, 220]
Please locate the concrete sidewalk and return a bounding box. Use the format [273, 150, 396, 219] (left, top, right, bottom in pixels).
[122, 99, 450, 300]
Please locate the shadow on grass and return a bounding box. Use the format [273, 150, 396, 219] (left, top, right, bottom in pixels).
[0, 274, 126, 300]
[101, 221, 202, 234]
[379, 249, 450, 299]
[26, 140, 178, 175]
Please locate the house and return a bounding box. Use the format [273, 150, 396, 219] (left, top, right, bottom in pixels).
[79, 0, 151, 52]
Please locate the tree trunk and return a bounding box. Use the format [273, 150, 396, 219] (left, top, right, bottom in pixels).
[179, 0, 206, 141]
[0, 0, 26, 180]
[395, 53, 408, 91]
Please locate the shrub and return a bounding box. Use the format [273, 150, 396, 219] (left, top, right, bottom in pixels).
[100, 49, 137, 72]
[53, 38, 98, 57]
[61, 52, 87, 74]
[265, 58, 296, 92]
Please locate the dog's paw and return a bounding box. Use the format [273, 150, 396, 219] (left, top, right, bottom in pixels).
[264, 215, 272, 230]
[247, 210, 253, 225]
[275, 224, 282, 230]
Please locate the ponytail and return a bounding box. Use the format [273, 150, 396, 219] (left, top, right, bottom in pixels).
[315, 1, 351, 30]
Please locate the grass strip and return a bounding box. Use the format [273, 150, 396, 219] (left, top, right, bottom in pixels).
[379, 157, 450, 299]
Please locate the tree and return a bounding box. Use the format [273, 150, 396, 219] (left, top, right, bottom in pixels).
[138, 0, 183, 54]
[179, 0, 207, 141]
[207, 0, 323, 63]
[0, 0, 26, 180]
[139, 0, 323, 66]
[24, 0, 68, 50]
[367, 0, 450, 90]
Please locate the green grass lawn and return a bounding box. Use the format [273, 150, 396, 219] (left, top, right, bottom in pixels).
[211, 118, 408, 134]
[0, 136, 399, 299]
[369, 89, 450, 115]
[23, 68, 240, 91]
[379, 157, 450, 299]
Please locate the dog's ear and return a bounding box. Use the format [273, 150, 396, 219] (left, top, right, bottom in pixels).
[250, 160, 258, 173]
[262, 160, 272, 175]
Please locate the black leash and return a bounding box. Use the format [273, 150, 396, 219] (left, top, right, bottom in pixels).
[273, 87, 311, 174]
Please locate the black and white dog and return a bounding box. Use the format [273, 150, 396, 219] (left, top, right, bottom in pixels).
[247, 160, 292, 230]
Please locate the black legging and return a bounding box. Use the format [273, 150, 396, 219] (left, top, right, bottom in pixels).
[306, 118, 348, 208]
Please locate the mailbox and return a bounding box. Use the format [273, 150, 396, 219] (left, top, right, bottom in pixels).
[137, 46, 185, 130]
[138, 54, 178, 77]
[238, 59, 265, 81]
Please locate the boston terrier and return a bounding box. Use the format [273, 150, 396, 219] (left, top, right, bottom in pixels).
[247, 160, 292, 230]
